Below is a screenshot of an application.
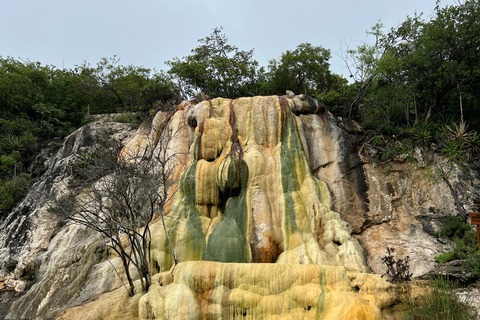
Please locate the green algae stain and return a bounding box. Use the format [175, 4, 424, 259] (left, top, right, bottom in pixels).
[278, 97, 311, 249]
[204, 216, 248, 262]
[315, 289, 326, 319]
[161, 131, 210, 267]
[205, 159, 250, 263]
[204, 100, 251, 263]
[315, 267, 328, 319]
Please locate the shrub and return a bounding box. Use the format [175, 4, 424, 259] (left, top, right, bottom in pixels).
[413, 125, 433, 147]
[377, 139, 414, 163]
[463, 131, 480, 161]
[381, 247, 413, 283]
[404, 276, 477, 320]
[0, 174, 33, 218]
[439, 216, 472, 239]
[464, 251, 480, 279]
[4, 258, 17, 273]
[110, 112, 142, 127]
[440, 139, 467, 162]
[435, 252, 455, 264]
[435, 216, 480, 280]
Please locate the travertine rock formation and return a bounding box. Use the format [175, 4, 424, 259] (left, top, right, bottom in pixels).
[1, 95, 478, 319]
[58, 261, 396, 320]
[133, 96, 370, 274]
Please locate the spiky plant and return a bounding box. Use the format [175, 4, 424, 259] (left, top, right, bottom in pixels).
[463, 131, 480, 161]
[447, 120, 472, 141]
[2, 133, 25, 153]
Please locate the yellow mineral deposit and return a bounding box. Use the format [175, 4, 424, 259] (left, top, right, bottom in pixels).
[69, 96, 400, 319]
[58, 262, 396, 320]
[147, 97, 371, 273]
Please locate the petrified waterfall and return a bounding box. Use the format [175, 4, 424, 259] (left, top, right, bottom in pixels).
[4, 95, 408, 320]
[115, 96, 389, 319]
[144, 96, 370, 272]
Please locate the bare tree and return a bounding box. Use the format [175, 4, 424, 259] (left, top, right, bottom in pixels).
[50, 119, 181, 295]
[339, 22, 390, 118]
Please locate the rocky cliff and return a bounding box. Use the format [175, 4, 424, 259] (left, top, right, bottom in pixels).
[1, 95, 478, 319]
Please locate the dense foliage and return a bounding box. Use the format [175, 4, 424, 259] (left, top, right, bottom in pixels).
[0, 56, 180, 218]
[435, 216, 480, 280]
[355, 0, 480, 134]
[1, 0, 479, 218]
[166, 27, 261, 99]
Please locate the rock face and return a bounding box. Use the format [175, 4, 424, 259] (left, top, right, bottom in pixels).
[139, 97, 369, 274]
[356, 157, 480, 277]
[1, 95, 478, 319]
[0, 122, 136, 319]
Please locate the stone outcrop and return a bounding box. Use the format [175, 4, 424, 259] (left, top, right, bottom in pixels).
[0, 122, 136, 319]
[136, 97, 370, 274]
[356, 154, 480, 277]
[1, 95, 478, 319]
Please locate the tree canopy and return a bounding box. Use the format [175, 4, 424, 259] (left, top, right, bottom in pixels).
[1, 0, 480, 219]
[167, 27, 261, 99]
[353, 0, 480, 130]
[266, 43, 332, 95]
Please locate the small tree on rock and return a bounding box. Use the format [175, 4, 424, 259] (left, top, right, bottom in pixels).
[51, 122, 180, 295]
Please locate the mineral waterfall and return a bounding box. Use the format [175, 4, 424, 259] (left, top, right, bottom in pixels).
[113, 96, 391, 319]
[4, 95, 401, 320]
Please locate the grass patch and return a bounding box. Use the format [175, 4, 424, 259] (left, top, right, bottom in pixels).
[109, 112, 142, 127]
[404, 277, 476, 320]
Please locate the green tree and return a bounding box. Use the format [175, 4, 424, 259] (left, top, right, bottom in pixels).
[167, 27, 261, 99]
[341, 22, 393, 119]
[355, 1, 480, 130]
[266, 43, 333, 96]
[78, 56, 180, 114]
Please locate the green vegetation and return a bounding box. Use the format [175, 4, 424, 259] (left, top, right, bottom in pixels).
[404, 276, 477, 320]
[0, 56, 180, 219]
[381, 247, 476, 320]
[166, 27, 261, 99]
[109, 112, 143, 127]
[434, 216, 480, 280]
[3, 257, 17, 273]
[1, 0, 479, 219]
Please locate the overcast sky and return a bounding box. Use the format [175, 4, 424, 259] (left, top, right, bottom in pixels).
[1, 0, 457, 78]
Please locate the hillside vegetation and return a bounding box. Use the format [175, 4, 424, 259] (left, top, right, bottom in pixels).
[1, 0, 479, 217]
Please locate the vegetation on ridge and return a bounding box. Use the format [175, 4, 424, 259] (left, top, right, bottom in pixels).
[0, 0, 479, 274]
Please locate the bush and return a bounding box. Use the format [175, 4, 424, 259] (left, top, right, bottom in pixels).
[440, 139, 467, 162]
[435, 252, 455, 264]
[439, 216, 472, 239]
[464, 251, 480, 278]
[109, 112, 142, 127]
[0, 174, 34, 218]
[4, 258, 17, 273]
[404, 276, 477, 320]
[435, 216, 480, 280]
[381, 247, 413, 283]
[413, 126, 433, 147]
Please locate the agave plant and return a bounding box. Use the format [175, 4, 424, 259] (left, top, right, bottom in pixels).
[413, 125, 433, 146]
[2, 133, 25, 153]
[446, 120, 472, 141]
[441, 139, 467, 162]
[463, 131, 480, 161]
